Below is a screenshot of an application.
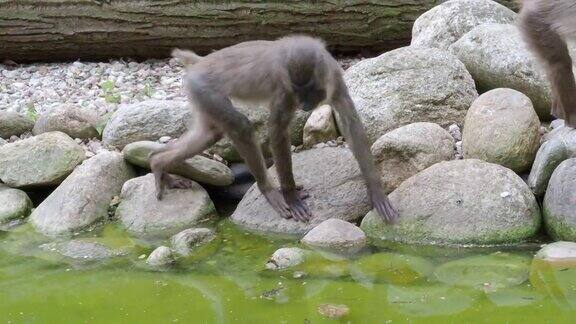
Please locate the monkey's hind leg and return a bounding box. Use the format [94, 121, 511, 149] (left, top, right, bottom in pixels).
[150, 116, 222, 200]
[520, 10, 576, 126]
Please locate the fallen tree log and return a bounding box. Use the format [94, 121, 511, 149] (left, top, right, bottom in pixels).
[0, 0, 517, 62]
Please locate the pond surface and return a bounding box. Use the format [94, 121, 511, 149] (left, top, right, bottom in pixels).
[1, 220, 575, 324]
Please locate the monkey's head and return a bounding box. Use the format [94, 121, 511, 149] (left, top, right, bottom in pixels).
[294, 80, 327, 112]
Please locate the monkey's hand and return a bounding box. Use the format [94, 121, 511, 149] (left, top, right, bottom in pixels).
[370, 190, 398, 224]
[282, 186, 312, 222]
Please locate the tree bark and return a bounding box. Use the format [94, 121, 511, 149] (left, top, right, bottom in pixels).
[0, 0, 517, 63]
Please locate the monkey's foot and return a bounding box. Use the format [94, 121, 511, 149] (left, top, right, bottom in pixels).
[154, 173, 195, 200]
[371, 193, 398, 224]
[263, 189, 294, 220]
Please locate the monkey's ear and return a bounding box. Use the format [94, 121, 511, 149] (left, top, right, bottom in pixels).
[171, 48, 202, 66]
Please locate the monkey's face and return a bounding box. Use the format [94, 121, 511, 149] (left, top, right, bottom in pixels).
[297, 86, 327, 112]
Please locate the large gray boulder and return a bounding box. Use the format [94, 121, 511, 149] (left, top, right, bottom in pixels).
[0, 131, 86, 187]
[462, 88, 541, 173]
[343, 46, 478, 143]
[122, 141, 233, 186]
[449, 23, 569, 119]
[543, 159, 576, 240]
[102, 100, 193, 149]
[411, 0, 516, 50]
[371, 122, 454, 193]
[362, 159, 541, 245]
[0, 111, 34, 138]
[30, 152, 135, 236]
[301, 218, 366, 254]
[208, 99, 310, 162]
[231, 147, 371, 236]
[33, 105, 99, 139]
[116, 174, 217, 239]
[0, 185, 32, 223]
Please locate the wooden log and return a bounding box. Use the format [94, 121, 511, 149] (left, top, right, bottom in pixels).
[0, 0, 517, 62]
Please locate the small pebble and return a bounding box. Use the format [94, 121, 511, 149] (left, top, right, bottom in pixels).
[159, 136, 171, 143]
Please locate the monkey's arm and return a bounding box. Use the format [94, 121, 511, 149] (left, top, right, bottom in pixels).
[331, 82, 398, 223]
[269, 94, 311, 222]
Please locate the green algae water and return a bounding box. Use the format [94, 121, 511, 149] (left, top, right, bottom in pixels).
[1, 221, 576, 324]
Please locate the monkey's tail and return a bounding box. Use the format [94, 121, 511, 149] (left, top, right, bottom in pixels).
[171, 48, 203, 66]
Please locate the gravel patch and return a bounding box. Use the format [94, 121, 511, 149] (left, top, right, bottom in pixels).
[0, 56, 362, 118]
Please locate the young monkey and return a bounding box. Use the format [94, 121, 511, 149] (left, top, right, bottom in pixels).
[519, 0, 576, 126]
[150, 35, 398, 223]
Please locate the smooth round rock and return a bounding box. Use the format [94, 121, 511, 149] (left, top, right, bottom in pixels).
[0, 131, 86, 187]
[231, 147, 371, 236]
[170, 228, 216, 256]
[30, 151, 135, 236]
[116, 174, 217, 239]
[462, 88, 541, 173]
[411, 0, 516, 50]
[450, 23, 557, 119]
[301, 218, 366, 254]
[303, 104, 338, 148]
[533, 241, 576, 267]
[102, 100, 193, 149]
[371, 122, 454, 193]
[527, 139, 568, 196]
[122, 141, 233, 186]
[0, 111, 34, 138]
[543, 158, 576, 240]
[146, 246, 175, 267]
[343, 46, 477, 143]
[361, 159, 541, 245]
[33, 105, 99, 139]
[0, 185, 32, 223]
[265, 247, 308, 270]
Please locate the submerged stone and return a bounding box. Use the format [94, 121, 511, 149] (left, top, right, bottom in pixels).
[170, 228, 216, 256]
[434, 253, 531, 291]
[147, 246, 175, 267]
[388, 285, 478, 317]
[351, 252, 434, 285]
[40, 240, 123, 262]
